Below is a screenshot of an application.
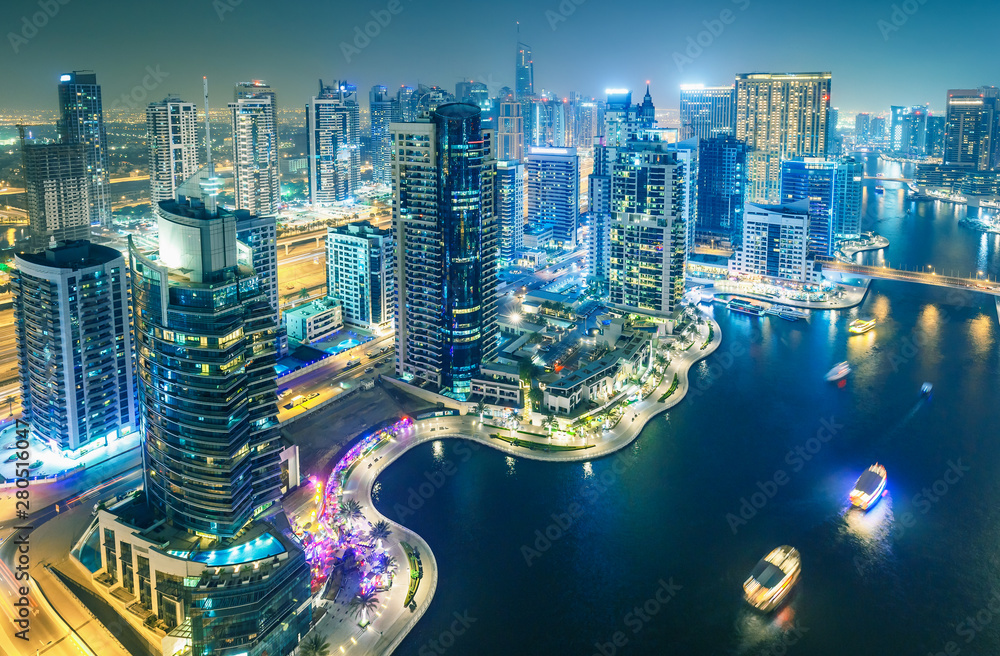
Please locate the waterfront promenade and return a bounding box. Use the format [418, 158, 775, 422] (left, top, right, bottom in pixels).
[303, 314, 722, 655]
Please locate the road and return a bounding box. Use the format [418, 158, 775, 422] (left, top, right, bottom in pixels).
[277, 334, 395, 423]
[0, 466, 141, 655]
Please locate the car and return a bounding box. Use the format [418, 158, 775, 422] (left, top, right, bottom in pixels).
[277, 389, 290, 399]
[365, 367, 374, 374]
[305, 392, 319, 401]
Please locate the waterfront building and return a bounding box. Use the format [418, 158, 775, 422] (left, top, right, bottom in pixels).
[370, 85, 393, 186]
[526, 146, 579, 247]
[13, 240, 136, 452]
[147, 97, 199, 205]
[855, 113, 871, 146]
[58, 71, 110, 227]
[20, 130, 90, 247]
[729, 200, 818, 283]
[680, 84, 735, 141]
[735, 72, 832, 203]
[926, 115, 946, 158]
[833, 158, 864, 238]
[391, 103, 498, 395]
[284, 296, 343, 343]
[497, 160, 525, 262]
[890, 105, 929, 157]
[944, 88, 996, 171]
[306, 80, 361, 204]
[230, 80, 280, 215]
[608, 136, 686, 317]
[870, 116, 887, 146]
[697, 135, 747, 246]
[779, 158, 837, 257]
[326, 221, 395, 335]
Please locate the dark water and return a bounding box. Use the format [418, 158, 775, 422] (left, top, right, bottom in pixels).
[373, 155, 1000, 656]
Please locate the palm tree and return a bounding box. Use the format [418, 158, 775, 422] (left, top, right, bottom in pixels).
[542, 414, 559, 433]
[369, 520, 392, 542]
[2, 395, 15, 417]
[378, 553, 398, 575]
[298, 287, 311, 300]
[339, 499, 363, 525]
[474, 399, 487, 419]
[299, 633, 331, 656]
[349, 589, 380, 621]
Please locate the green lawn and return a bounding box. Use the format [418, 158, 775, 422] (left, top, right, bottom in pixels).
[658, 373, 680, 402]
[489, 433, 594, 452]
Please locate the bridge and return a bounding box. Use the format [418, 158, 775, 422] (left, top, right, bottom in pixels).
[817, 256, 1000, 296]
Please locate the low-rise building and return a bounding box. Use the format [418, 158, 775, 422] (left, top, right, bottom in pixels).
[471, 361, 522, 406]
[542, 330, 651, 415]
[284, 296, 343, 343]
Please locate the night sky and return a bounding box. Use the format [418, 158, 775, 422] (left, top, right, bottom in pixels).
[1, 0, 996, 114]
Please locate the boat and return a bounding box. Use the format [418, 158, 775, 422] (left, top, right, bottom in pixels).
[848, 318, 876, 334]
[874, 185, 885, 194]
[921, 382, 933, 395]
[769, 304, 809, 321]
[727, 298, 765, 316]
[849, 463, 887, 511]
[825, 361, 851, 382]
[743, 545, 801, 612]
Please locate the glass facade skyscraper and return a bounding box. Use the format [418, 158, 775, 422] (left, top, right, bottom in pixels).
[780, 158, 837, 258]
[57, 71, 111, 228]
[697, 135, 747, 246]
[132, 175, 283, 539]
[230, 81, 281, 216]
[391, 103, 498, 395]
[497, 160, 525, 262]
[679, 84, 736, 140]
[370, 85, 393, 186]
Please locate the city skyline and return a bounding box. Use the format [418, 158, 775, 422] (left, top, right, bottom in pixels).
[1, 0, 995, 115]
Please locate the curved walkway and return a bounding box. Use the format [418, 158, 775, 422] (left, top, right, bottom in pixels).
[311, 315, 722, 655]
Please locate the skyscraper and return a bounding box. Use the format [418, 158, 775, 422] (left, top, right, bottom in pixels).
[827, 107, 841, 156]
[587, 211, 611, 288]
[926, 115, 947, 158]
[497, 160, 525, 262]
[20, 129, 90, 247]
[870, 116, 887, 146]
[697, 135, 747, 245]
[14, 240, 136, 452]
[679, 84, 736, 140]
[944, 89, 995, 170]
[326, 222, 395, 335]
[497, 97, 524, 161]
[590, 88, 656, 218]
[890, 105, 928, 157]
[235, 212, 280, 333]
[515, 25, 534, 100]
[608, 136, 686, 317]
[780, 158, 837, 257]
[392, 85, 417, 122]
[146, 96, 199, 205]
[370, 85, 393, 186]
[855, 113, 871, 146]
[730, 201, 815, 283]
[526, 146, 579, 247]
[735, 72, 832, 203]
[833, 158, 864, 238]
[307, 81, 361, 204]
[57, 71, 110, 228]
[391, 103, 498, 395]
[230, 80, 280, 215]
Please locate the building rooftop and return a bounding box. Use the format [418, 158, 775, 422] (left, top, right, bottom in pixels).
[17, 240, 123, 270]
